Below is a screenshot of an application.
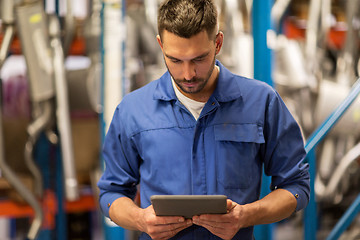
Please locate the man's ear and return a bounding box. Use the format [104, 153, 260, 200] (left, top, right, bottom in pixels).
[156, 35, 164, 50]
[215, 31, 224, 55]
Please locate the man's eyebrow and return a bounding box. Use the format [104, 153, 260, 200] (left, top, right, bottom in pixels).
[164, 54, 180, 61]
[193, 52, 210, 59]
[164, 51, 210, 61]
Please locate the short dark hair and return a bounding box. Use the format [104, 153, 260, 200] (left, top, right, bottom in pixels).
[157, 0, 218, 39]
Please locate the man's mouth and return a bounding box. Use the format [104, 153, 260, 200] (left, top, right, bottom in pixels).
[182, 81, 197, 87]
[180, 79, 200, 86]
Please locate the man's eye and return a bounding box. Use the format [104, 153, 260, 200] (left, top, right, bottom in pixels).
[172, 59, 181, 63]
[193, 58, 205, 62]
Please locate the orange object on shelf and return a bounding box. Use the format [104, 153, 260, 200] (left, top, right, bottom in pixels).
[282, 16, 360, 50]
[0, 23, 86, 56]
[283, 17, 306, 40]
[0, 190, 57, 230]
[68, 35, 86, 56]
[327, 25, 347, 50]
[0, 199, 35, 218]
[65, 194, 97, 213]
[0, 33, 22, 55]
[0, 190, 96, 219]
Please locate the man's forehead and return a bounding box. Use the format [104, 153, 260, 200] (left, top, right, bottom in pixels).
[160, 30, 212, 43]
[161, 32, 213, 60]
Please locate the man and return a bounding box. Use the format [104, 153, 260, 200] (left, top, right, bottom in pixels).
[97, 0, 310, 239]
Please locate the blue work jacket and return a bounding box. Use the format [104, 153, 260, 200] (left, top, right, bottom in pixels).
[98, 60, 310, 239]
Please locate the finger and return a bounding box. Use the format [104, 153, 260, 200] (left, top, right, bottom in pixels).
[193, 216, 230, 229]
[155, 216, 187, 225]
[151, 219, 193, 239]
[170, 220, 193, 233]
[153, 220, 192, 233]
[147, 205, 186, 225]
[166, 219, 192, 230]
[192, 219, 235, 239]
[193, 214, 230, 224]
[193, 220, 228, 237]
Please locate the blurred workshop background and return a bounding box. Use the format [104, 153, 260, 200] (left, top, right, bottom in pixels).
[0, 0, 359, 239]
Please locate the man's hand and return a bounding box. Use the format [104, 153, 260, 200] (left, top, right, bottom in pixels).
[192, 199, 243, 240]
[192, 189, 298, 239]
[138, 204, 193, 240]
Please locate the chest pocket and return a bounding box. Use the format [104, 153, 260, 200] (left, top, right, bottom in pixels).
[214, 123, 264, 189]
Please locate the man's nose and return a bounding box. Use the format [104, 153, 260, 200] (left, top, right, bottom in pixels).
[183, 62, 196, 80]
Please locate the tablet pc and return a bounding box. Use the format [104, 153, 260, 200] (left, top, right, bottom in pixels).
[151, 195, 227, 219]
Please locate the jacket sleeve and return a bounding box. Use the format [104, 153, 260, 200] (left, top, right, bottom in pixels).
[261, 90, 310, 211]
[97, 105, 140, 218]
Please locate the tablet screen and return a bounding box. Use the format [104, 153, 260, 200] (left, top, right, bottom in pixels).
[151, 195, 227, 218]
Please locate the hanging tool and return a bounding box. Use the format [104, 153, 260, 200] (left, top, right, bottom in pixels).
[16, 0, 79, 201]
[49, 13, 79, 201]
[15, 0, 55, 199]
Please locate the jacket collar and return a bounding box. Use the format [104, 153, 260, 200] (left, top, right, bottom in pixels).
[153, 60, 243, 102]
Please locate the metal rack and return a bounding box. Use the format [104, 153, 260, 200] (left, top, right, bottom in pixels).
[0, 0, 102, 239]
[304, 77, 360, 240]
[253, 1, 360, 239]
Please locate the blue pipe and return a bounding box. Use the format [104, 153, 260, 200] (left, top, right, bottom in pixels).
[253, 0, 274, 87]
[303, 150, 317, 240]
[326, 193, 360, 240]
[253, 1, 274, 240]
[304, 77, 360, 240]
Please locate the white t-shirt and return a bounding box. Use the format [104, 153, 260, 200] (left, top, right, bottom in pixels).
[172, 79, 206, 120]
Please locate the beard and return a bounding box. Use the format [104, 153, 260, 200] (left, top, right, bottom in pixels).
[166, 56, 216, 94]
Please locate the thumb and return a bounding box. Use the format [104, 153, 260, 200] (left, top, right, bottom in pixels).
[226, 199, 236, 212]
